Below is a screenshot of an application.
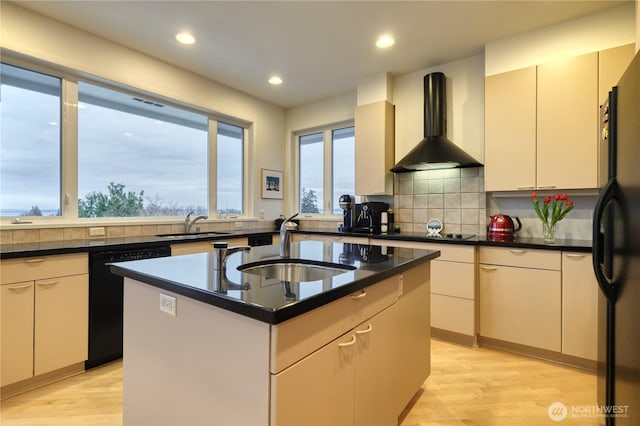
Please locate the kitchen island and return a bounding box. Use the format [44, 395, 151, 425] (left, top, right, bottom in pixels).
[111, 240, 439, 425]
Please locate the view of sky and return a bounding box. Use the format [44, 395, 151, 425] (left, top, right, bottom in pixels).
[0, 65, 243, 217]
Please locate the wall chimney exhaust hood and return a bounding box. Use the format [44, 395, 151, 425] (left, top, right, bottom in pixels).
[391, 72, 482, 173]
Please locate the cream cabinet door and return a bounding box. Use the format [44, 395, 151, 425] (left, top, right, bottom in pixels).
[1, 281, 34, 386]
[484, 66, 537, 191]
[270, 332, 355, 426]
[34, 274, 88, 375]
[537, 52, 598, 189]
[479, 264, 561, 352]
[354, 304, 399, 426]
[354, 100, 394, 195]
[562, 252, 598, 360]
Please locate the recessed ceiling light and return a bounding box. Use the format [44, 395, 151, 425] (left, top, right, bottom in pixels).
[376, 35, 395, 49]
[268, 76, 283, 85]
[175, 32, 196, 45]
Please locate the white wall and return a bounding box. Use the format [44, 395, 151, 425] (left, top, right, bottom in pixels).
[1, 3, 286, 220]
[485, 2, 636, 76]
[392, 54, 485, 165]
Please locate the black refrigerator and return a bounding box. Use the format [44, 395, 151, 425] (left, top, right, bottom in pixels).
[593, 49, 640, 426]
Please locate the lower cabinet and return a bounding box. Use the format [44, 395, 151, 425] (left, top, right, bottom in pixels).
[1, 281, 34, 386]
[479, 247, 561, 352]
[0, 253, 88, 389]
[270, 263, 429, 425]
[562, 252, 598, 361]
[271, 304, 399, 426]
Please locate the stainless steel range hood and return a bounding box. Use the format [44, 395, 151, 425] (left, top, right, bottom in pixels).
[391, 72, 482, 173]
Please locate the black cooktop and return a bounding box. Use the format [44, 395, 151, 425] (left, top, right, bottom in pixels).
[425, 233, 476, 240]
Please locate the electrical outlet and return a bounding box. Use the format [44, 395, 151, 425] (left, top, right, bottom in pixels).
[89, 227, 105, 237]
[234, 221, 243, 229]
[159, 294, 177, 316]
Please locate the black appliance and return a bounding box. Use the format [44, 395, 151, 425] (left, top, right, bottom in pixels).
[87, 245, 171, 369]
[338, 194, 356, 232]
[391, 72, 482, 172]
[354, 202, 389, 234]
[592, 50, 640, 426]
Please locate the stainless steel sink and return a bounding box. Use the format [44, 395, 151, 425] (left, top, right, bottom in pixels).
[237, 259, 356, 282]
[156, 231, 230, 239]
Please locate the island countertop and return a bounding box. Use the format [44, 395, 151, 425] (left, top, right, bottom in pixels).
[111, 240, 439, 324]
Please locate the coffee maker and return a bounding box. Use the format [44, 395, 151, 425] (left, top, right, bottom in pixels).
[338, 194, 356, 232]
[354, 201, 389, 234]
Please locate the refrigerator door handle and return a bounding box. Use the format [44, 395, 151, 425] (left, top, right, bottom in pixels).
[592, 178, 618, 303]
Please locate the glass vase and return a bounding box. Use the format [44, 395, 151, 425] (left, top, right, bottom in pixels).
[543, 222, 556, 243]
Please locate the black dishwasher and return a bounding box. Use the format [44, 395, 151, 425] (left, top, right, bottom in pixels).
[87, 245, 171, 369]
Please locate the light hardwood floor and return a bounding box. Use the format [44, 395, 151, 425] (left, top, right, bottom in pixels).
[1, 339, 600, 425]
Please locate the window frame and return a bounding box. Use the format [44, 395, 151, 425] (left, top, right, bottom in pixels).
[294, 120, 354, 218]
[0, 57, 249, 223]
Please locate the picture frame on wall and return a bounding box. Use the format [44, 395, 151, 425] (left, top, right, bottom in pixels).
[261, 169, 283, 199]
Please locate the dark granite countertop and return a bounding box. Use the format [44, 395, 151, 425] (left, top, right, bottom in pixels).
[0, 229, 277, 259]
[110, 240, 439, 324]
[0, 226, 593, 259]
[298, 229, 593, 253]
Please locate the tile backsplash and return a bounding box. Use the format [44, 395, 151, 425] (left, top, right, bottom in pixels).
[393, 167, 486, 235]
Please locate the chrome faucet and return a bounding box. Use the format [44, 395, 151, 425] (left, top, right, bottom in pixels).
[279, 213, 299, 258]
[212, 242, 251, 293]
[185, 211, 208, 233]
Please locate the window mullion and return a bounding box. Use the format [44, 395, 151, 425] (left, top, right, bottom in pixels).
[323, 129, 332, 215]
[61, 79, 78, 219]
[209, 120, 218, 216]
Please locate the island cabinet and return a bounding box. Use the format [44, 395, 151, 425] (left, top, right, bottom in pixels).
[170, 237, 248, 255]
[0, 253, 88, 394]
[562, 252, 598, 361]
[122, 260, 430, 426]
[479, 247, 561, 352]
[354, 100, 394, 196]
[271, 264, 430, 425]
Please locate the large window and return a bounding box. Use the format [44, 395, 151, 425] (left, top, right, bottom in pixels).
[0, 61, 246, 219]
[78, 82, 209, 217]
[298, 125, 355, 215]
[0, 63, 62, 217]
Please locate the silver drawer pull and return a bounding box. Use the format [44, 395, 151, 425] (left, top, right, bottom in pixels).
[8, 283, 32, 291]
[24, 258, 45, 264]
[538, 185, 557, 189]
[338, 335, 357, 347]
[510, 249, 527, 255]
[356, 324, 373, 335]
[517, 186, 535, 190]
[565, 254, 586, 259]
[350, 290, 367, 300]
[480, 266, 497, 271]
[37, 280, 59, 286]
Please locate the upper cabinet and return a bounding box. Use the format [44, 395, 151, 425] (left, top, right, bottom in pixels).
[354, 100, 394, 195]
[537, 52, 598, 190]
[484, 44, 634, 192]
[484, 66, 537, 191]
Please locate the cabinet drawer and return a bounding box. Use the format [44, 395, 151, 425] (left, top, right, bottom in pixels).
[479, 264, 561, 352]
[371, 240, 475, 263]
[479, 247, 560, 270]
[270, 275, 399, 374]
[1, 253, 88, 284]
[431, 261, 474, 299]
[431, 294, 475, 336]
